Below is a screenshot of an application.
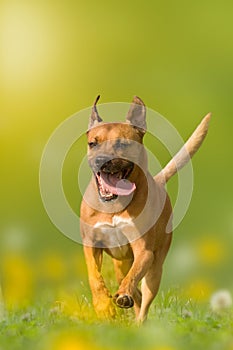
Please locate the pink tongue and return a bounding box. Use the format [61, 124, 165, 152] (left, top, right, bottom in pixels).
[101, 172, 136, 196]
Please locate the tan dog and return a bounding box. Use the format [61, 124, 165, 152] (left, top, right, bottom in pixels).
[80, 96, 211, 323]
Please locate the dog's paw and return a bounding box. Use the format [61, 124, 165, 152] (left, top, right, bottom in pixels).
[93, 297, 116, 319]
[113, 294, 134, 309]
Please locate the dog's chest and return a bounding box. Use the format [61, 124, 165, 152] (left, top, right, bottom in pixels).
[93, 216, 135, 257]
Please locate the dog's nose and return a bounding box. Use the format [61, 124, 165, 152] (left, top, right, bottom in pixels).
[95, 156, 109, 169]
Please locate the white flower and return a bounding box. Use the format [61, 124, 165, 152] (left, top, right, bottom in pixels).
[182, 309, 193, 318]
[210, 290, 232, 313]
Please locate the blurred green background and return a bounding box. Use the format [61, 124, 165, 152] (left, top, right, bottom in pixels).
[1, 0, 233, 310]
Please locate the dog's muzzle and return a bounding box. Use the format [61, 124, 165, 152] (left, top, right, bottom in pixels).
[91, 157, 136, 201]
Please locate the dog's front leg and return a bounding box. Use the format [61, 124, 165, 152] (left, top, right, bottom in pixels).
[83, 246, 116, 319]
[113, 244, 154, 309]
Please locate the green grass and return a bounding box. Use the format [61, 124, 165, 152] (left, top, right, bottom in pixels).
[0, 288, 232, 350]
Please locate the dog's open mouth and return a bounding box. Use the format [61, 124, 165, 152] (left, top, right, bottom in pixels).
[95, 160, 136, 201]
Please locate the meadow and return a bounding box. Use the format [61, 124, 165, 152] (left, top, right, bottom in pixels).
[1, 0, 233, 349]
[1, 268, 233, 350]
[0, 248, 233, 350]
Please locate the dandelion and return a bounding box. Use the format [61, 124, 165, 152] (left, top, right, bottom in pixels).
[40, 252, 66, 282]
[210, 290, 232, 313]
[183, 279, 214, 302]
[182, 309, 193, 318]
[196, 237, 227, 266]
[21, 312, 32, 322]
[2, 254, 34, 307]
[48, 333, 101, 350]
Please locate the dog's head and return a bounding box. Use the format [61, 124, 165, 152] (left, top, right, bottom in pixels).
[87, 96, 148, 201]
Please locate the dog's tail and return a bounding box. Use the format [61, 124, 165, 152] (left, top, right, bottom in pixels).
[155, 113, 211, 184]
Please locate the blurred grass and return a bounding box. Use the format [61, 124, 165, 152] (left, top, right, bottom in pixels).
[1, 0, 233, 349]
[0, 287, 233, 350]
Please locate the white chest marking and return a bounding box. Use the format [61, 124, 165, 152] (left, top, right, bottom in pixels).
[94, 216, 134, 231]
[93, 216, 135, 247]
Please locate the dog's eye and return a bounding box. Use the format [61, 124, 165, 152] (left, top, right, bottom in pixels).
[115, 139, 129, 150]
[121, 142, 129, 148]
[88, 141, 98, 148]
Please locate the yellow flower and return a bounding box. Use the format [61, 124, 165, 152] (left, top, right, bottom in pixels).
[40, 252, 66, 281]
[153, 347, 176, 350]
[69, 253, 87, 279]
[2, 254, 34, 307]
[49, 333, 100, 350]
[54, 289, 93, 319]
[183, 279, 214, 301]
[196, 237, 227, 265]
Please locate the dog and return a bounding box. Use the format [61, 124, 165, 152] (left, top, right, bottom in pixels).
[80, 95, 211, 323]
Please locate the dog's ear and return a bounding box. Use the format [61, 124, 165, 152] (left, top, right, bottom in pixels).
[126, 96, 146, 133]
[88, 95, 103, 129]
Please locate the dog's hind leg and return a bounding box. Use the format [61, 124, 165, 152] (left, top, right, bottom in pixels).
[136, 259, 163, 323]
[136, 234, 172, 324]
[113, 259, 142, 317]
